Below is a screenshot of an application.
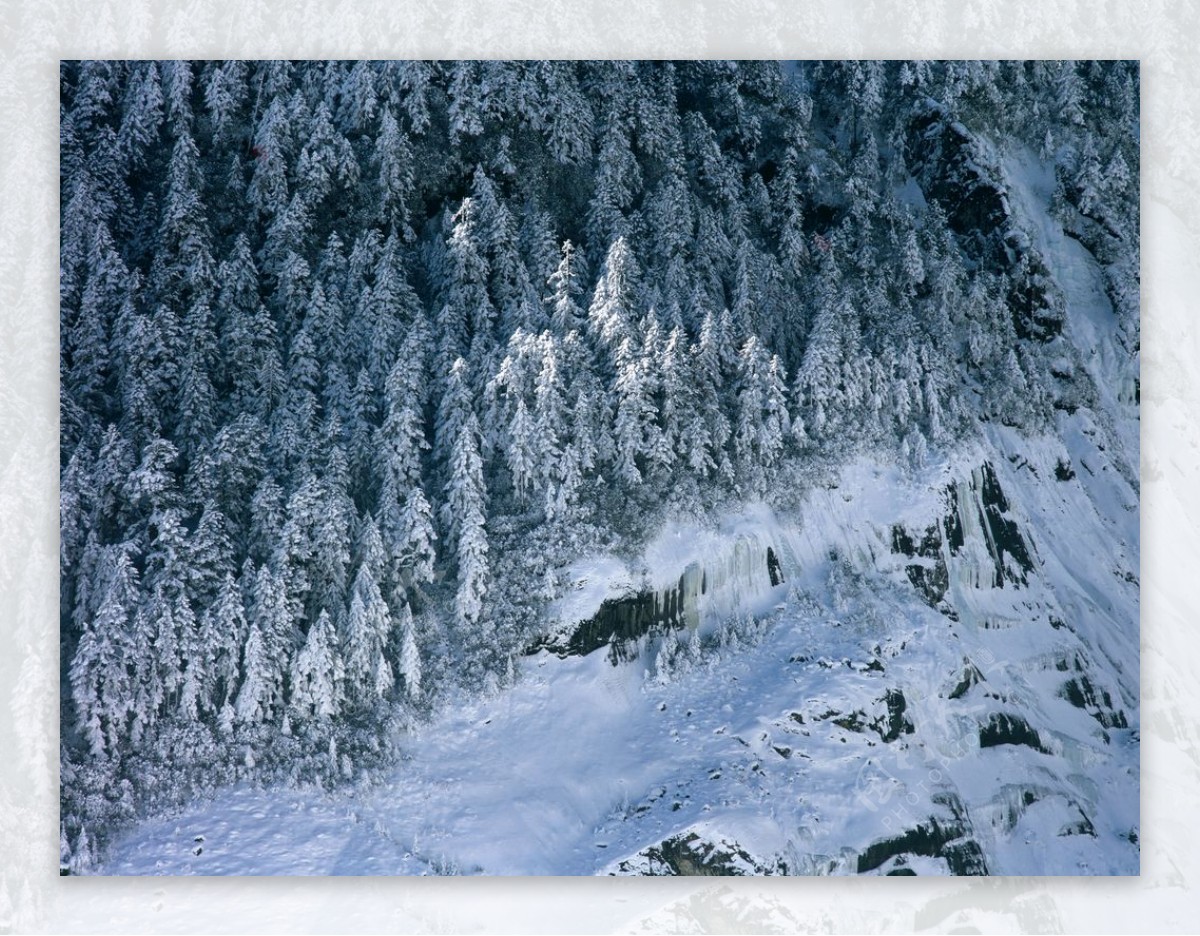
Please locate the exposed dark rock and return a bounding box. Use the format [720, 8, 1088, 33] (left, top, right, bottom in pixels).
[766, 546, 785, 587]
[1060, 676, 1128, 729]
[944, 484, 966, 553]
[1054, 652, 1086, 673]
[995, 785, 1045, 831]
[530, 542, 788, 665]
[891, 526, 916, 557]
[907, 99, 1064, 342]
[948, 660, 986, 700]
[1059, 806, 1097, 838]
[1055, 458, 1076, 481]
[857, 816, 986, 876]
[941, 838, 988, 875]
[905, 562, 949, 607]
[977, 462, 1035, 585]
[825, 691, 912, 743]
[939, 462, 1038, 589]
[891, 523, 949, 607]
[1007, 453, 1038, 475]
[874, 689, 915, 742]
[617, 832, 786, 876]
[528, 564, 703, 663]
[979, 712, 1049, 753]
[907, 103, 1009, 261]
[1008, 248, 1066, 341]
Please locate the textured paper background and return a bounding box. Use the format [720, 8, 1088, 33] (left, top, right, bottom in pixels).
[2, 1, 1196, 931]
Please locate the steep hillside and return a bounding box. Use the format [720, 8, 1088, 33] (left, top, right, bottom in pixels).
[100, 431, 1139, 875]
[60, 60, 1138, 874]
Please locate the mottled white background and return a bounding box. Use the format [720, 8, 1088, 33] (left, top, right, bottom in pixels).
[1, 1, 1196, 932]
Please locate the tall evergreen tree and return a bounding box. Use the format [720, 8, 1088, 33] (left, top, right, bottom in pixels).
[344, 517, 393, 705]
[292, 609, 343, 721]
[397, 601, 422, 701]
[588, 237, 640, 370]
[445, 414, 490, 646]
[375, 108, 415, 238]
[68, 544, 139, 759]
[547, 240, 587, 335]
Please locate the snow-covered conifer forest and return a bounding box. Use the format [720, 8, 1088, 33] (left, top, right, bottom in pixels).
[60, 60, 1139, 876]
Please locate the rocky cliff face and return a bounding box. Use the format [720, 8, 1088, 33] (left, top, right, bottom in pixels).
[908, 99, 1067, 342]
[571, 417, 1138, 875]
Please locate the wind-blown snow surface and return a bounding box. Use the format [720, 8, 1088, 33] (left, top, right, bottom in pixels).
[99, 441, 1137, 876]
[98, 147, 1138, 878]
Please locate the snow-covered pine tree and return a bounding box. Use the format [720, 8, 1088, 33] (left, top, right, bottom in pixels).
[533, 334, 567, 488]
[440, 198, 493, 364]
[375, 107, 414, 238]
[203, 60, 247, 143]
[587, 237, 640, 371]
[68, 543, 139, 759]
[691, 308, 734, 480]
[378, 353, 430, 547]
[445, 413, 491, 650]
[344, 517, 393, 706]
[547, 240, 587, 334]
[397, 600, 422, 701]
[295, 101, 358, 211]
[538, 61, 594, 166]
[203, 571, 247, 712]
[436, 357, 475, 528]
[291, 609, 343, 721]
[244, 563, 292, 722]
[505, 397, 538, 503]
[397, 486, 438, 597]
[612, 336, 652, 486]
[587, 108, 641, 250]
[234, 620, 271, 726]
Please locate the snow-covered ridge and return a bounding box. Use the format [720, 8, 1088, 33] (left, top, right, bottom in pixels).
[554, 505, 800, 628]
[98, 425, 1139, 875]
[538, 504, 801, 662]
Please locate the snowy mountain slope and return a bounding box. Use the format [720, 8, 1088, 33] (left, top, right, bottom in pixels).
[98, 125, 1138, 875]
[62, 60, 1138, 877]
[100, 435, 1138, 878]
